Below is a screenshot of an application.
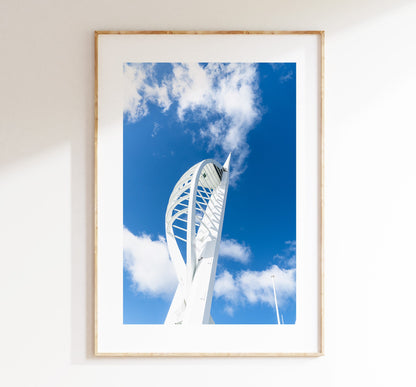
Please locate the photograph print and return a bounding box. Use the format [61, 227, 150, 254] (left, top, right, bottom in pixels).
[122, 62, 297, 325]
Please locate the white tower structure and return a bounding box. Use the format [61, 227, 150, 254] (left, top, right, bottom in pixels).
[164, 154, 231, 325]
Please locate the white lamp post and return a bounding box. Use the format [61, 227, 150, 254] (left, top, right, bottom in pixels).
[271, 274, 281, 324]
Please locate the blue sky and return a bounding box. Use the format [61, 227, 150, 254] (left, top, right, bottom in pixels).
[122, 62, 296, 324]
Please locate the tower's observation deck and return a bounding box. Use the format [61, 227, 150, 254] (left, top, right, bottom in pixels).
[165, 154, 231, 325]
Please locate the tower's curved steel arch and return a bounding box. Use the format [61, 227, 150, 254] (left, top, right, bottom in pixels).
[165, 154, 231, 325]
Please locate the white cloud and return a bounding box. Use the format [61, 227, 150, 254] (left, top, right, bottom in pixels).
[171, 63, 214, 120]
[270, 63, 294, 83]
[219, 238, 251, 264]
[239, 266, 296, 306]
[123, 227, 177, 298]
[273, 240, 296, 269]
[214, 270, 240, 303]
[151, 123, 160, 137]
[172, 63, 260, 184]
[214, 265, 296, 311]
[123, 63, 262, 184]
[123, 63, 171, 122]
[280, 70, 293, 83]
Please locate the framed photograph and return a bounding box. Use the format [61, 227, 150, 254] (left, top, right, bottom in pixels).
[95, 31, 324, 356]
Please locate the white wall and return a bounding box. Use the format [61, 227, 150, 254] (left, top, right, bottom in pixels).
[1, 1, 415, 386]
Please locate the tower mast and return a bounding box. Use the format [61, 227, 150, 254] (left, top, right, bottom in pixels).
[164, 154, 231, 325]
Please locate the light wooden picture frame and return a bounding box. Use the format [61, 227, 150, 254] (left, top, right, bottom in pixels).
[95, 30, 324, 357]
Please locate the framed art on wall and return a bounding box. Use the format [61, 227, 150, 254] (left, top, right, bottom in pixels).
[95, 30, 324, 356]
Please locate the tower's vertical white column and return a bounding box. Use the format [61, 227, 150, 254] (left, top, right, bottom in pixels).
[165, 155, 231, 325]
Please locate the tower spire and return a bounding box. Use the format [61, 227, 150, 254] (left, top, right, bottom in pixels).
[223, 153, 231, 171]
